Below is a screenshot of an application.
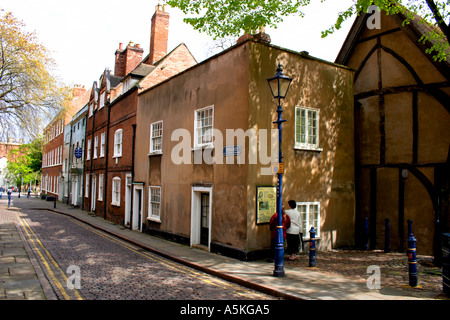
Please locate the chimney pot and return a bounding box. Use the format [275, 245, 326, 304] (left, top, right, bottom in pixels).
[119, 43, 123, 50]
[114, 40, 144, 77]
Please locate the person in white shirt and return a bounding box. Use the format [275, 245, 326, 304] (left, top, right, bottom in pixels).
[285, 200, 302, 260]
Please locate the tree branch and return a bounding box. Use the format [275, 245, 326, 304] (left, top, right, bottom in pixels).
[425, 0, 450, 41]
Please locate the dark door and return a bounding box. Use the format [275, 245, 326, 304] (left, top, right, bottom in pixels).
[200, 193, 209, 246]
[137, 190, 142, 230]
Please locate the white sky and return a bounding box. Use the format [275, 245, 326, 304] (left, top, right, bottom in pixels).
[1, 0, 355, 88]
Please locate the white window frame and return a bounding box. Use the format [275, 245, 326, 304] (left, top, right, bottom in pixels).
[99, 92, 105, 109]
[87, 139, 91, 160]
[89, 103, 94, 117]
[294, 106, 322, 151]
[194, 106, 214, 149]
[85, 174, 90, 198]
[100, 133, 105, 158]
[113, 129, 123, 158]
[149, 121, 163, 154]
[148, 186, 161, 222]
[112, 177, 121, 206]
[93, 136, 98, 159]
[297, 201, 320, 238]
[98, 174, 104, 201]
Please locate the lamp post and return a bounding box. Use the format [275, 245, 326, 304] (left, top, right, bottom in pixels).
[18, 172, 22, 198]
[267, 63, 293, 277]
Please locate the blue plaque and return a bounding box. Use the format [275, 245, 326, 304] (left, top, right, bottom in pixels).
[74, 147, 83, 159]
[223, 145, 241, 156]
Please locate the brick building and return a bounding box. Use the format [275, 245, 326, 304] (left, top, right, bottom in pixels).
[83, 5, 197, 226]
[42, 85, 89, 199]
[0, 138, 22, 189]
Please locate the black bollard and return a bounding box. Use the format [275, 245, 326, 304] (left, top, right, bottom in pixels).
[363, 217, 369, 250]
[309, 227, 316, 268]
[442, 233, 450, 296]
[407, 220, 418, 287]
[384, 219, 391, 253]
[54, 198, 56, 209]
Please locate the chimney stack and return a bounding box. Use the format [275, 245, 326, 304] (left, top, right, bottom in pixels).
[72, 84, 86, 98]
[237, 26, 271, 44]
[114, 41, 144, 77]
[148, 4, 170, 65]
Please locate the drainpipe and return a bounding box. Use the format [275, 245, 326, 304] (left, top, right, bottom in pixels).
[68, 121, 73, 205]
[81, 114, 87, 209]
[104, 101, 111, 220]
[89, 107, 95, 213]
[130, 124, 137, 230]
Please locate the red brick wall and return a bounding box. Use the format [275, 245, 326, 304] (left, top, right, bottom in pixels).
[0, 142, 20, 161]
[105, 90, 137, 224]
[42, 118, 64, 198]
[140, 44, 197, 90]
[115, 43, 144, 78]
[148, 6, 169, 65]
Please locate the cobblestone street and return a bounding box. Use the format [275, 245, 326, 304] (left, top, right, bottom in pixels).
[285, 249, 444, 298]
[1, 200, 275, 300]
[2, 196, 449, 301]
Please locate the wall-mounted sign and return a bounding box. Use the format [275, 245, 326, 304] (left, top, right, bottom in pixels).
[74, 147, 83, 159]
[223, 145, 241, 156]
[271, 162, 284, 174]
[256, 186, 277, 224]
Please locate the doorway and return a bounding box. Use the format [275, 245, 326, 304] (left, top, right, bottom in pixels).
[125, 174, 132, 227]
[191, 186, 212, 249]
[132, 185, 143, 231]
[71, 175, 78, 206]
[91, 174, 96, 212]
[200, 193, 210, 246]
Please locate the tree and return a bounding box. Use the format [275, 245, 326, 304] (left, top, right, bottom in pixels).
[0, 10, 67, 141]
[164, 0, 449, 61]
[5, 137, 42, 189]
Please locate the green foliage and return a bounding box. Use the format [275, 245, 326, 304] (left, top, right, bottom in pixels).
[165, 0, 311, 39]
[164, 0, 449, 61]
[5, 137, 42, 187]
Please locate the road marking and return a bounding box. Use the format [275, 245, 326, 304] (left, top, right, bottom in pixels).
[63, 214, 268, 297]
[15, 208, 83, 300]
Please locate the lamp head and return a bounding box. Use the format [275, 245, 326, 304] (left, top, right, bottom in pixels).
[267, 63, 293, 99]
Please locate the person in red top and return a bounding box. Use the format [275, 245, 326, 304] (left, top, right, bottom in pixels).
[267, 206, 291, 262]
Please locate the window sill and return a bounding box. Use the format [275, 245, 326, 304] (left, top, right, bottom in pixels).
[294, 145, 323, 152]
[147, 216, 161, 223]
[111, 202, 120, 207]
[148, 151, 162, 156]
[191, 144, 214, 151]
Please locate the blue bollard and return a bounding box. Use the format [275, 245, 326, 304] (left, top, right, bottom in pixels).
[407, 219, 418, 287]
[309, 227, 316, 268]
[384, 219, 391, 253]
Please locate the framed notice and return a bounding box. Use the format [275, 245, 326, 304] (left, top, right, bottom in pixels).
[256, 186, 277, 224]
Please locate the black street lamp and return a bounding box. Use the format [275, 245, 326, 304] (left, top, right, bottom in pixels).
[18, 172, 22, 198]
[267, 63, 293, 277]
